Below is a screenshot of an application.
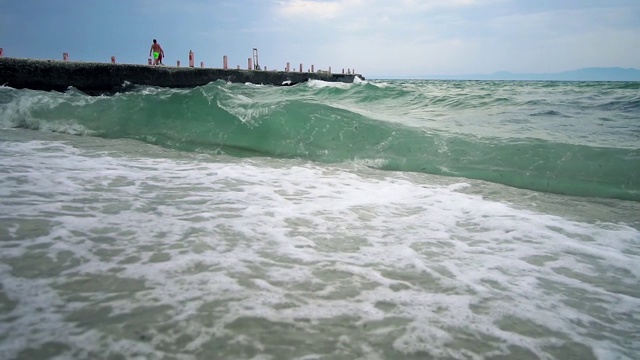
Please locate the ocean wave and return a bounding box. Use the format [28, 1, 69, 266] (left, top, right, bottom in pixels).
[0, 80, 638, 201]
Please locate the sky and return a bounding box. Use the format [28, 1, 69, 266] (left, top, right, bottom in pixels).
[1, 0, 639, 78]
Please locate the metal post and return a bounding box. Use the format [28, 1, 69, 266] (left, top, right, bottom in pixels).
[248, 58, 252, 70]
[189, 50, 194, 67]
[252, 48, 260, 70]
[311, 65, 314, 72]
[223, 55, 228, 70]
[286, 62, 290, 72]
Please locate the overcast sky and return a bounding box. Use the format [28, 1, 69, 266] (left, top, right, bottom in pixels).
[1, 0, 639, 78]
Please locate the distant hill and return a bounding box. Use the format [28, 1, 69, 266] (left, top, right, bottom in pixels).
[407, 67, 640, 81]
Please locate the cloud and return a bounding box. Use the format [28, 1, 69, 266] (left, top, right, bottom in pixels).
[274, 0, 491, 22]
[276, 0, 353, 19]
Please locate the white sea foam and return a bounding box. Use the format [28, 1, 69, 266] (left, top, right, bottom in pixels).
[0, 132, 638, 359]
[306, 79, 353, 89]
[0, 88, 99, 135]
[353, 76, 366, 84]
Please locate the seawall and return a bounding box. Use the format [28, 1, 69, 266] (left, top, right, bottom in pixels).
[0, 58, 365, 95]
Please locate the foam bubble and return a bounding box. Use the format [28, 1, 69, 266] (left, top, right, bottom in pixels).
[0, 130, 638, 359]
[306, 79, 352, 89]
[353, 76, 366, 84]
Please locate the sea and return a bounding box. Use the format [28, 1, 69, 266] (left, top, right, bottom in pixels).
[0, 79, 639, 360]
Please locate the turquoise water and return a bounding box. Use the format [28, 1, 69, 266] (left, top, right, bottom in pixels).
[0, 80, 639, 359]
[1, 80, 638, 201]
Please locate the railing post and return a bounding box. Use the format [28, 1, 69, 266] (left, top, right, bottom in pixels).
[311, 65, 314, 73]
[223, 55, 228, 69]
[201, 62, 204, 68]
[177, 60, 181, 67]
[300, 63, 303, 72]
[189, 50, 194, 67]
[248, 57, 252, 70]
[329, 66, 331, 74]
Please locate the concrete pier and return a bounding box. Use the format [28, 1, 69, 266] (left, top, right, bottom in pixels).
[0, 57, 365, 95]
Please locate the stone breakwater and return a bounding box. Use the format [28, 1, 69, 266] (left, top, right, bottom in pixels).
[0, 58, 365, 95]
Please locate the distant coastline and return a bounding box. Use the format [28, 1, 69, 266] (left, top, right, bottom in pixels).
[376, 67, 640, 81]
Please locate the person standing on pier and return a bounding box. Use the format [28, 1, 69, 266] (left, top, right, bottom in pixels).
[149, 39, 165, 65]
